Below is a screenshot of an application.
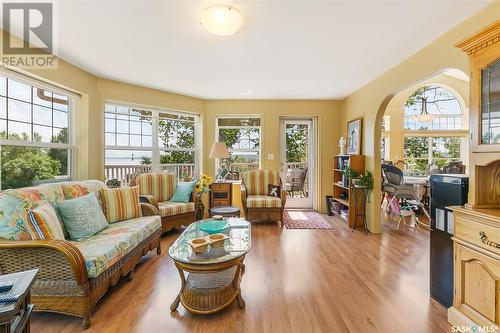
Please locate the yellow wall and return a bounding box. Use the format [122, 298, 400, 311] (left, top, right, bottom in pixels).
[383, 73, 469, 164]
[2, 29, 341, 214]
[204, 100, 342, 213]
[341, 2, 500, 233]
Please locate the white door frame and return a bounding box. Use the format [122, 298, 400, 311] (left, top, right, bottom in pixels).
[280, 118, 315, 209]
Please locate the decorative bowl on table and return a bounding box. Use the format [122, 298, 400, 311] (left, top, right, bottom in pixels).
[206, 233, 229, 248]
[199, 219, 229, 234]
[188, 238, 210, 253]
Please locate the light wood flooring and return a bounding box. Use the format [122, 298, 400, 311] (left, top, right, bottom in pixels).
[31, 215, 451, 333]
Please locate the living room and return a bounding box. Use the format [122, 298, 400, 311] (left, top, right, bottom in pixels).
[0, 1, 499, 332]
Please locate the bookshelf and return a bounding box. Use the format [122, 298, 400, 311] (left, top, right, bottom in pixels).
[332, 154, 365, 228]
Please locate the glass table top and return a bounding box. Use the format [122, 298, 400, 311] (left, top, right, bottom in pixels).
[168, 218, 251, 265]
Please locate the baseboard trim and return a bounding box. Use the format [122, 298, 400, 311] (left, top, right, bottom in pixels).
[448, 307, 478, 328]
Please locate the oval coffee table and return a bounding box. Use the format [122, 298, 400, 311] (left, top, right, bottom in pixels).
[168, 218, 251, 314]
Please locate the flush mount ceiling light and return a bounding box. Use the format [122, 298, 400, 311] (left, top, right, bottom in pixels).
[200, 5, 244, 36]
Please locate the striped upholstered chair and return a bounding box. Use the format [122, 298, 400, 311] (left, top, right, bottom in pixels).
[136, 173, 196, 233]
[241, 170, 286, 224]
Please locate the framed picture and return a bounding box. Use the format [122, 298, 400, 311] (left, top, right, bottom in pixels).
[347, 118, 362, 155]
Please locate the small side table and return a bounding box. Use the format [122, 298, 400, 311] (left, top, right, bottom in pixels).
[0, 269, 38, 333]
[210, 206, 241, 218]
[209, 182, 232, 210]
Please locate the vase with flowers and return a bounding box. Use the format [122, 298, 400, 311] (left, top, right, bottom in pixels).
[194, 174, 213, 220]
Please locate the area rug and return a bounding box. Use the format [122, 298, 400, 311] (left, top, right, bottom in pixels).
[283, 211, 333, 230]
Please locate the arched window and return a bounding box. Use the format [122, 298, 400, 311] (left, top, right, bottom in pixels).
[402, 85, 466, 176]
[404, 85, 463, 131]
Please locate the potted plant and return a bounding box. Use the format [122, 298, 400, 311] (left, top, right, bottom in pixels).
[341, 166, 358, 187]
[194, 174, 213, 220]
[352, 171, 374, 201]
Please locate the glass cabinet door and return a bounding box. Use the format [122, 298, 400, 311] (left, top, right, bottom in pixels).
[481, 59, 500, 145]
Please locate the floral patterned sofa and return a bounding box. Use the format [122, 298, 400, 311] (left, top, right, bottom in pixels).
[135, 173, 197, 233]
[0, 180, 161, 328]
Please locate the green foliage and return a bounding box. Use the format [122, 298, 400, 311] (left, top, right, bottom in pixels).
[0, 131, 66, 189]
[353, 171, 374, 190]
[285, 125, 307, 163]
[1, 147, 61, 189]
[140, 156, 152, 165]
[219, 128, 241, 148]
[341, 166, 359, 179]
[157, 119, 195, 164]
[48, 128, 69, 175]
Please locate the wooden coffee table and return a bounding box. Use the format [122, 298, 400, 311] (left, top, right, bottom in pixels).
[168, 218, 251, 314]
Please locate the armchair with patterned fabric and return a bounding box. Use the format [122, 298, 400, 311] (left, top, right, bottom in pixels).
[241, 169, 286, 224]
[135, 173, 196, 233]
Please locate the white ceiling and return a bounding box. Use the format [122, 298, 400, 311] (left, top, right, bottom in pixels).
[6, 1, 491, 99]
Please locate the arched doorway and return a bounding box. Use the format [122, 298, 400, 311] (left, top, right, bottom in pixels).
[373, 68, 469, 232]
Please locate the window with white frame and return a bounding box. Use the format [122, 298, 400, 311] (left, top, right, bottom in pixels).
[404, 85, 463, 131]
[216, 116, 261, 180]
[404, 136, 462, 176]
[104, 102, 199, 183]
[0, 74, 74, 190]
[381, 115, 390, 161]
[402, 85, 466, 176]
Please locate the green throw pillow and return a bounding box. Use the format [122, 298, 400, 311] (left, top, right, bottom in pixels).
[169, 181, 197, 203]
[58, 193, 109, 241]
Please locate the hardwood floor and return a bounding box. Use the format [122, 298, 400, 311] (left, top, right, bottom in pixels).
[31, 215, 451, 333]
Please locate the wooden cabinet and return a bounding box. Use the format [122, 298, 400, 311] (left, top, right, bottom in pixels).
[449, 207, 500, 330]
[449, 22, 500, 330]
[209, 182, 232, 209]
[457, 21, 500, 208]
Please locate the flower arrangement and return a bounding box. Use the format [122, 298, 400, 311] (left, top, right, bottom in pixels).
[194, 174, 213, 194]
[194, 174, 213, 220]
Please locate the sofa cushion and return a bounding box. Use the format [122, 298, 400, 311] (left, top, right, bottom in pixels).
[0, 183, 65, 240]
[61, 180, 107, 207]
[158, 201, 195, 217]
[246, 195, 282, 208]
[242, 170, 282, 195]
[136, 173, 177, 202]
[27, 201, 65, 240]
[100, 186, 141, 223]
[71, 216, 161, 278]
[58, 193, 109, 241]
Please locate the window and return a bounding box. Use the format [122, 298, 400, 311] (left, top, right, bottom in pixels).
[404, 136, 462, 176]
[404, 86, 463, 131]
[216, 116, 261, 180]
[402, 85, 467, 176]
[104, 102, 199, 182]
[0, 75, 74, 190]
[381, 115, 390, 161]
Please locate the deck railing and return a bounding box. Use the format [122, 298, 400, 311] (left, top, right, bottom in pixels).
[104, 163, 195, 183]
[104, 162, 307, 184]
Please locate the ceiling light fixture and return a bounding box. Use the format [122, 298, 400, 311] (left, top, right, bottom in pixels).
[410, 97, 436, 122]
[200, 5, 244, 36]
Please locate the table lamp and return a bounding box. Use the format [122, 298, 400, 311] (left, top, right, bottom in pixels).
[209, 142, 230, 181]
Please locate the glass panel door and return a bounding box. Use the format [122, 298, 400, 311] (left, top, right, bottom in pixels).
[280, 119, 313, 208]
[481, 59, 500, 145]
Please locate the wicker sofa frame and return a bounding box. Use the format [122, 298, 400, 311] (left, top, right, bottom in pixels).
[139, 192, 197, 233]
[0, 203, 161, 329]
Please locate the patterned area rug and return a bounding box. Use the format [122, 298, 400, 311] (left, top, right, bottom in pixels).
[283, 211, 333, 230]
